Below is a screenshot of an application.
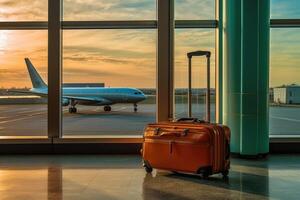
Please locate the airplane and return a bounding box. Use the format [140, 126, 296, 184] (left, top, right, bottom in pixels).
[21, 58, 147, 113]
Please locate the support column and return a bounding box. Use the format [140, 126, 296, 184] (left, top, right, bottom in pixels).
[157, 0, 174, 122]
[48, 0, 62, 138]
[223, 0, 270, 155]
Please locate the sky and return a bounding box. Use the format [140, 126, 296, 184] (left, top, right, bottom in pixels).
[0, 0, 299, 89]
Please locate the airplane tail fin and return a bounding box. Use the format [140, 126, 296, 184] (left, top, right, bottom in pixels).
[25, 58, 47, 89]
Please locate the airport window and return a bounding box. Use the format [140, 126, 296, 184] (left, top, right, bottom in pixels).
[0, 0, 48, 21]
[174, 29, 216, 122]
[271, 0, 300, 19]
[175, 0, 215, 20]
[174, 0, 217, 123]
[269, 28, 300, 136]
[0, 30, 48, 136]
[0, 0, 222, 140]
[62, 30, 156, 136]
[63, 0, 156, 21]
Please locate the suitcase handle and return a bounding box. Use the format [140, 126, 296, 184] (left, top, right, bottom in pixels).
[177, 118, 198, 122]
[186, 50, 211, 122]
[187, 50, 211, 58]
[176, 118, 206, 123]
[159, 129, 189, 137]
[160, 132, 181, 137]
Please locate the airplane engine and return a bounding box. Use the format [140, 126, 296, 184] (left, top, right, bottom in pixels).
[62, 98, 70, 106]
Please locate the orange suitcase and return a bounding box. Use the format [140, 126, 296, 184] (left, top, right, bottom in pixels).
[142, 120, 230, 178]
[142, 51, 231, 178]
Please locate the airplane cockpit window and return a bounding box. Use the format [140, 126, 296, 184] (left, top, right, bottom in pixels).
[134, 92, 142, 95]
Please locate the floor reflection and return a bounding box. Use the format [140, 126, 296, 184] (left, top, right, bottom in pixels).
[48, 166, 62, 200]
[0, 155, 299, 200]
[142, 170, 269, 200]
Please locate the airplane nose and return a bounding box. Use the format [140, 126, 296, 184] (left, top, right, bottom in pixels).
[142, 94, 146, 100]
[138, 94, 146, 101]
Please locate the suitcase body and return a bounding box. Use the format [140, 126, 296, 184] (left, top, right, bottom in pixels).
[142, 121, 230, 177]
[142, 50, 231, 178]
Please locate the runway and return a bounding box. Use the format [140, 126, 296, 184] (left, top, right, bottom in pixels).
[0, 104, 155, 136]
[0, 103, 299, 136]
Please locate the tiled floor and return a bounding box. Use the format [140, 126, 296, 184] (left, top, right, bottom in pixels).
[0, 155, 299, 200]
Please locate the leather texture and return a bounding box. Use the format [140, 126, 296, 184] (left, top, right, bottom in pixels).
[142, 121, 230, 175]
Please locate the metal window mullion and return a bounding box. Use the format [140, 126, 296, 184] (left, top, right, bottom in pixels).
[175, 20, 218, 28]
[62, 21, 157, 29]
[48, 0, 62, 138]
[61, 20, 217, 29]
[157, 0, 174, 122]
[0, 22, 47, 30]
[270, 19, 300, 28]
[215, 0, 223, 124]
[0, 20, 217, 30]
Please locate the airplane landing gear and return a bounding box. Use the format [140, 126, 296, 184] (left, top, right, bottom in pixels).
[69, 100, 77, 113]
[104, 105, 112, 112]
[134, 103, 138, 112]
[69, 107, 77, 113]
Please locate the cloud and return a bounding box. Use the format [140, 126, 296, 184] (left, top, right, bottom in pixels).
[63, 0, 156, 20]
[64, 55, 133, 65]
[0, 1, 18, 6]
[63, 67, 124, 77]
[63, 44, 154, 60]
[175, 0, 215, 19]
[0, 0, 47, 20]
[0, 68, 30, 86]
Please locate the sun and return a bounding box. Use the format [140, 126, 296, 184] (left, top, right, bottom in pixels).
[0, 31, 9, 54]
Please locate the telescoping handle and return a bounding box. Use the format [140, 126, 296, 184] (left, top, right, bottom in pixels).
[176, 118, 206, 123]
[187, 50, 211, 122]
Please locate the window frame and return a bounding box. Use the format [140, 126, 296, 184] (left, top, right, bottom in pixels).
[1, 0, 299, 146]
[0, 0, 219, 144]
[269, 17, 300, 139]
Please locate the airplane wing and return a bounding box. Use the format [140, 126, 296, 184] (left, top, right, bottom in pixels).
[6, 89, 47, 97]
[8, 90, 111, 104]
[63, 95, 112, 105]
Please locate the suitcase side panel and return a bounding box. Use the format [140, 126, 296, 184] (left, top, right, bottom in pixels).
[143, 124, 214, 173]
[143, 138, 212, 173]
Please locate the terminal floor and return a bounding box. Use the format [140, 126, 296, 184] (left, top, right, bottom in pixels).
[0, 154, 299, 200]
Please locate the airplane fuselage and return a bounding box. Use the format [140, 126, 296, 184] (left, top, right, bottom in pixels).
[31, 87, 146, 106]
[24, 58, 146, 112]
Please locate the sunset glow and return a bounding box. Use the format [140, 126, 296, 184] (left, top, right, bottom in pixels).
[0, 0, 299, 89]
[0, 31, 9, 54]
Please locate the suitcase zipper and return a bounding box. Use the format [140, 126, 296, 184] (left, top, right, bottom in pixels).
[144, 138, 210, 146]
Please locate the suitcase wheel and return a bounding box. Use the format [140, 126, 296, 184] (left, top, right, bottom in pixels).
[221, 170, 229, 177]
[143, 160, 153, 173]
[197, 167, 211, 179]
[202, 171, 210, 179]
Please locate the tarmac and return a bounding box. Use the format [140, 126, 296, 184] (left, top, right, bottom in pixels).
[0, 103, 299, 136]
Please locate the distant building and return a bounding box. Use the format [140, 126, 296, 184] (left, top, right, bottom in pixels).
[63, 83, 105, 88]
[273, 84, 300, 104]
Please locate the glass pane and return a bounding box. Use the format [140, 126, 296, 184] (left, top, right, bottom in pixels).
[63, 0, 156, 21]
[271, 0, 300, 19]
[62, 30, 156, 136]
[270, 29, 300, 135]
[175, 0, 215, 20]
[174, 29, 216, 122]
[0, 31, 47, 136]
[0, 0, 48, 21]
